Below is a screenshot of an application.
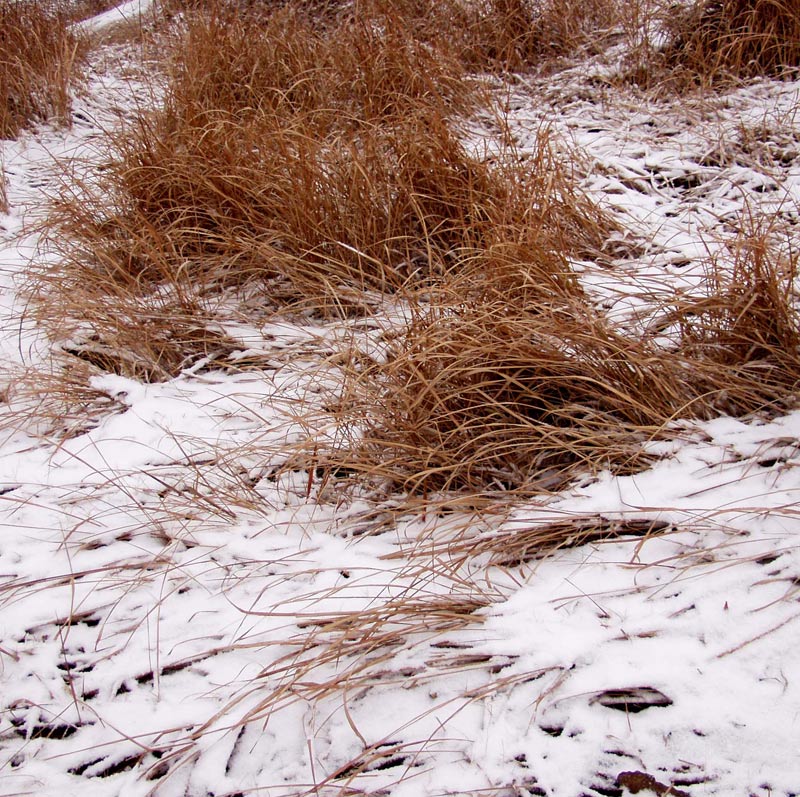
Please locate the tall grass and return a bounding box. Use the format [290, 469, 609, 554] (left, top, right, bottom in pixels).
[40, 0, 618, 376]
[0, 0, 86, 138]
[333, 212, 800, 498]
[456, 0, 622, 71]
[665, 0, 800, 78]
[37, 0, 800, 497]
[672, 217, 800, 399]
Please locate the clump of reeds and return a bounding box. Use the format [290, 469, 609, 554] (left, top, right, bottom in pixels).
[664, 0, 800, 78]
[0, 0, 86, 138]
[353, 0, 624, 73]
[335, 212, 800, 498]
[455, 0, 622, 72]
[671, 218, 800, 402]
[32, 1, 463, 374]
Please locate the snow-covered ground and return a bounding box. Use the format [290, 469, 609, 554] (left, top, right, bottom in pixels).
[1, 7, 799, 797]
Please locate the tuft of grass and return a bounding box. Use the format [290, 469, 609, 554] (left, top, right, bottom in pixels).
[166, 1, 470, 130]
[664, 0, 800, 79]
[455, 0, 622, 72]
[0, 0, 86, 138]
[355, 0, 624, 74]
[338, 276, 695, 496]
[329, 216, 800, 499]
[670, 217, 800, 403]
[44, 112, 613, 375]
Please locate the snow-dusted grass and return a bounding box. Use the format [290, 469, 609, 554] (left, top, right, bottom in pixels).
[39, 1, 616, 376]
[1, 1, 800, 796]
[0, 0, 86, 138]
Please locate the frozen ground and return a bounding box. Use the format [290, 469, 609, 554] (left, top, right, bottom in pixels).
[0, 7, 799, 797]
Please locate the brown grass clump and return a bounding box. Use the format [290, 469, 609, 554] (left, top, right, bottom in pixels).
[354, 0, 624, 74]
[670, 219, 800, 402]
[44, 102, 614, 374]
[336, 212, 800, 499]
[33, 0, 480, 375]
[341, 272, 697, 496]
[0, 0, 86, 138]
[664, 0, 800, 78]
[455, 0, 622, 72]
[168, 2, 469, 129]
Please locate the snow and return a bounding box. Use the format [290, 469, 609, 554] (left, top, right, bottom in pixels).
[1, 6, 800, 797]
[75, 0, 155, 33]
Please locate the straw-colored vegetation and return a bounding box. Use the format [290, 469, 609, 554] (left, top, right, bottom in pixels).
[6, 0, 799, 791]
[41, 0, 615, 376]
[665, 0, 800, 78]
[0, 0, 86, 138]
[336, 217, 800, 497]
[36, 0, 800, 500]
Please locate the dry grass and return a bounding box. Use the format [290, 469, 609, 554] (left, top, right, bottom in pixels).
[670, 217, 800, 401]
[0, 0, 86, 138]
[1, 360, 129, 439]
[35, 0, 800, 500]
[353, 0, 625, 73]
[39, 0, 619, 377]
[664, 0, 800, 79]
[330, 209, 800, 499]
[9, 3, 800, 793]
[167, 1, 470, 127]
[336, 276, 689, 496]
[454, 0, 623, 72]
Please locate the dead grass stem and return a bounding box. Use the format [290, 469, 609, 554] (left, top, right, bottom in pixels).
[0, 160, 7, 214]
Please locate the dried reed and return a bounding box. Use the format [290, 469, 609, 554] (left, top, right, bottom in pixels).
[456, 0, 622, 72]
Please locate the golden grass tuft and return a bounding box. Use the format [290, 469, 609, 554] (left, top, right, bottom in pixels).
[664, 0, 800, 79]
[333, 212, 800, 499]
[39, 0, 620, 379]
[338, 275, 690, 495]
[455, 0, 622, 72]
[671, 217, 800, 401]
[0, 0, 86, 138]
